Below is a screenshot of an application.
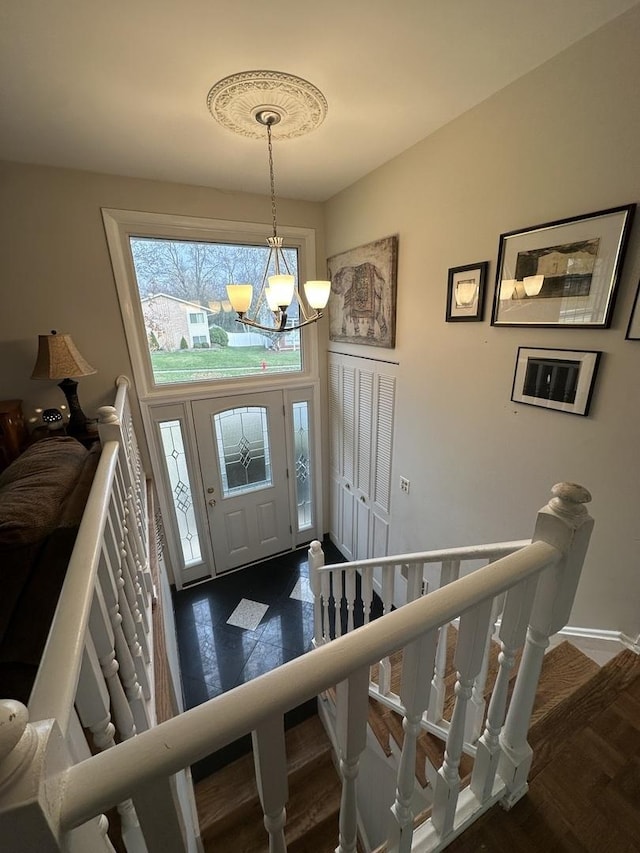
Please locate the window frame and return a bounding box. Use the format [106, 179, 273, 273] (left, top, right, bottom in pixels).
[102, 208, 322, 402]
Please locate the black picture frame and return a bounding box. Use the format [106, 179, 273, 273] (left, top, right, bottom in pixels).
[625, 280, 640, 340]
[491, 204, 635, 328]
[445, 261, 488, 322]
[511, 347, 602, 417]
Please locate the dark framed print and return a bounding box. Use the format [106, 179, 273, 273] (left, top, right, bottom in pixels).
[511, 347, 602, 416]
[492, 204, 635, 327]
[446, 261, 488, 322]
[328, 235, 398, 348]
[625, 280, 640, 340]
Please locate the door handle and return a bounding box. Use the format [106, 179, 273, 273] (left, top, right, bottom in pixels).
[360, 495, 366, 503]
[208, 498, 217, 507]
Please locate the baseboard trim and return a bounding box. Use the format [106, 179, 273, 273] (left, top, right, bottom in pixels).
[558, 625, 639, 654]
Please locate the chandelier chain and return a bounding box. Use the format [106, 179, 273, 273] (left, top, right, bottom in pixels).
[267, 122, 278, 239]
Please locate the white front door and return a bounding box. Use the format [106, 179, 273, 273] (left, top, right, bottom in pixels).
[192, 391, 292, 573]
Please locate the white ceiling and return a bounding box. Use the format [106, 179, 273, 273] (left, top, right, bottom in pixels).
[1, 0, 638, 202]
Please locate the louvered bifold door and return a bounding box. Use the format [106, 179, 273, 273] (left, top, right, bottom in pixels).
[371, 372, 395, 557]
[354, 369, 374, 560]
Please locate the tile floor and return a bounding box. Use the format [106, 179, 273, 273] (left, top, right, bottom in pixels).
[172, 537, 348, 709]
[172, 536, 348, 779]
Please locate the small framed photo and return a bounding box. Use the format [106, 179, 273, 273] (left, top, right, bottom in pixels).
[446, 261, 488, 322]
[492, 204, 635, 327]
[625, 280, 640, 340]
[511, 347, 602, 417]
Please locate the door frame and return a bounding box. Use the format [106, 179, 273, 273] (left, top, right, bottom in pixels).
[143, 379, 323, 588]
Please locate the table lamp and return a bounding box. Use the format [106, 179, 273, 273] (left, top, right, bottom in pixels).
[31, 330, 97, 436]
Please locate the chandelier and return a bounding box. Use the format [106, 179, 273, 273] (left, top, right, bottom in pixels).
[207, 71, 331, 333]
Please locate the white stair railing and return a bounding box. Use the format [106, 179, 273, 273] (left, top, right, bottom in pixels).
[1, 483, 593, 853]
[0, 376, 192, 852]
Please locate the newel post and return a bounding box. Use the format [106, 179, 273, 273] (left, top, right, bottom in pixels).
[97, 405, 123, 446]
[499, 482, 593, 807]
[308, 540, 325, 646]
[0, 700, 113, 851]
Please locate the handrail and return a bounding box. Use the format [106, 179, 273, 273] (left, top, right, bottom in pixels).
[316, 539, 531, 573]
[113, 374, 130, 420]
[28, 442, 120, 733]
[59, 538, 560, 830]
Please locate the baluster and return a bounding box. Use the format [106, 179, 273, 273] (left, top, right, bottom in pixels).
[405, 561, 423, 603]
[471, 577, 537, 803]
[320, 566, 331, 643]
[333, 570, 343, 638]
[427, 559, 459, 723]
[345, 568, 356, 633]
[427, 624, 447, 723]
[76, 638, 141, 842]
[388, 629, 438, 853]
[308, 540, 325, 647]
[104, 506, 151, 704]
[252, 715, 288, 853]
[98, 539, 149, 733]
[361, 566, 374, 625]
[499, 483, 593, 808]
[90, 583, 137, 743]
[112, 475, 150, 664]
[378, 567, 395, 696]
[336, 665, 370, 853]
[465, 592, 501, 743]
[432, 598, 493, 839]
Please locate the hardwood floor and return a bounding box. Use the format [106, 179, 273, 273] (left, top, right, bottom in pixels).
[448, 649, 640, 852]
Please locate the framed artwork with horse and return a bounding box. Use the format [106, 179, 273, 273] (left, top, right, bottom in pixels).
[327, 235, 398, 348]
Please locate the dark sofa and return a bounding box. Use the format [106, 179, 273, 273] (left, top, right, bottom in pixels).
[0, 436, 101, 703]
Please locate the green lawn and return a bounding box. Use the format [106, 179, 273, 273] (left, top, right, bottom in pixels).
[150, 346, 302, 383]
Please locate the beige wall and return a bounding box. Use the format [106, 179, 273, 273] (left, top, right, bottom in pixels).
[324, 7, 640, 639]
[0, 161, 326, 423]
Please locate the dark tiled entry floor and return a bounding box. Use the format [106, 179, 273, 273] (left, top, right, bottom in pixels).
[173, 536, 345, 711]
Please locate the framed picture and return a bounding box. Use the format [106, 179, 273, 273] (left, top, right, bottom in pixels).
[446, 261, 488, 321]
[511, 347, 602, 417]
[491, 204, 635, 327]
[625, 280, 640, 340]
[327, 235, 398, 348]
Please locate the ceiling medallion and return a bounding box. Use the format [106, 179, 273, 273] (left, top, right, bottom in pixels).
[206, 70, 327, 140]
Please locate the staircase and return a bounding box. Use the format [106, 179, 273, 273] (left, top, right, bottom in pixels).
[193, 641, 639, 851]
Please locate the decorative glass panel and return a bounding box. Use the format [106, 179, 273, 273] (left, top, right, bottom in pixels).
[159, 419, 201, 566]
[214, 407, 272, 497]
[293, 401, 312, 530]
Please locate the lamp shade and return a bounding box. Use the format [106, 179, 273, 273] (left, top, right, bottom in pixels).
[226, 284, 253, 314]
[303, 280, 331, 310]
[31, 331, 96, 380]
[267, 274, 295, 308]
[264, 287, 281, 312]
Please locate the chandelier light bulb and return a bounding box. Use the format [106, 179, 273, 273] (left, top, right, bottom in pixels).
[267, 274, 295, 308]
[304, 280, 331, 310]
[226, 284, 253, 314]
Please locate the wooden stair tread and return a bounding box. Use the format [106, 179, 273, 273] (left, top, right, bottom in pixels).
[196, 714, 341, 851]
[445, 648, 640, 851]
[529, 647, 640, 778]
[529, 639, 600, 727]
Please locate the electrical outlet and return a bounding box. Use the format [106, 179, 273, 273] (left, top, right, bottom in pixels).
[400, 476, 410, 494]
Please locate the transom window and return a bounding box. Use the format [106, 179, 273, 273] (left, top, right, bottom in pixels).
[129, 236, 303, 386]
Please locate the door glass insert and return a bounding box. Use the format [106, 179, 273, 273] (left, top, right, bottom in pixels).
[292, 401, 312, 530]
[214, 406, 272, 498]
[158, 419, 202, 566]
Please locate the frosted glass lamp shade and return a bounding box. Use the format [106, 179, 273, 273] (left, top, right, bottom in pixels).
[303, 280, 331, 310]
[265, 287, 281, 311]
[226, 284, 253, 314]
[267, 274, 295, 308]
[523, 274, 545, 296]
